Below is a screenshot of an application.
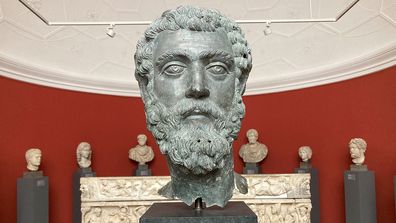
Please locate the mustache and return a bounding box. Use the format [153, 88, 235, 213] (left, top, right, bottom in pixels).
[171, 99, 225, 120]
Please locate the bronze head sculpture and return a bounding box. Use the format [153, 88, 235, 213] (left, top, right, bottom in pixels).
[134, 5, 252, 207]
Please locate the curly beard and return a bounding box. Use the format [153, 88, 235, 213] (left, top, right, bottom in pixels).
[143, 87, 245, 175]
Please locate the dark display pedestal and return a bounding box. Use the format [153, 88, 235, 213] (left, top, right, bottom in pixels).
[136, 164, 152, 176]
[394, 176, 396, 215]
[243, 163, 259, 174]
[73, 168, 96, 223]
[295, 162, 320, 223]
[17, 171, 48, 223]
[140, 201, 257, 223]
[344, 165, 377, 223]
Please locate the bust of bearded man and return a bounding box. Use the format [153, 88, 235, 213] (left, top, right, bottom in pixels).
[134, 5, 252, 207]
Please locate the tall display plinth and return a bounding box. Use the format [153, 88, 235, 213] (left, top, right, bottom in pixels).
[344, 165, 376, 223]
[140, 201, 257, 223]
[295, 162, 320, 223]
[394, 176, 396, 215]
[17, 171, 48, 223]
[73, 168, 96, 223]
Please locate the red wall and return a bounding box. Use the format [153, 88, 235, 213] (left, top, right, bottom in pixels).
[1, 65, 395, 222]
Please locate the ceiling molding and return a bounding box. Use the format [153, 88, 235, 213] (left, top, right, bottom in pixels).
[1, 0, 395, 97]
[246, 42, 396, 95]
[1, 42, 395, 97]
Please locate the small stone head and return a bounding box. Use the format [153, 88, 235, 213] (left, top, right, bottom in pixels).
[76, 142, 92, 168]
[349, 138, 367, 165]
[25, 148, 42, 171]
[271, 203, 281, 214]
[93, 207, 102, 217]
[137, 134, 147, 146]
[246, 129, 259, 144]
[134, 6, 252, 175]
[298, 146, 312, 162]
[299, 205, 309, 216]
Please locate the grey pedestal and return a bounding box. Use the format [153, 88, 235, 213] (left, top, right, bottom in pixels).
[73, 168, 96, 223]
[344, 169, 377, 223]
[17, 171, 48, 223]
[243, 163, 259, 174]
[136, 164, 152, 176]
[295, 165, 320, 223]
[140, 201, 257, 223]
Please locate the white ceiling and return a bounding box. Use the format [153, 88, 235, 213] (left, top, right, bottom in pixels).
[0, 0, 395, 96]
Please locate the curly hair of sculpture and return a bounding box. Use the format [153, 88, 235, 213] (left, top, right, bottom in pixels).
[349, 138, 367, 165]
[25, 148, 42, 171]
[134, 5, 252, 207]
[76, 142, 92, 168]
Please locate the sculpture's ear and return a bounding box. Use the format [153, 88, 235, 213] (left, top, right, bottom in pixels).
[134, 52, 151, 103]
[137, 78, 150, 103]
[237, 73, 249, 95]
[237, 53, 252, 95]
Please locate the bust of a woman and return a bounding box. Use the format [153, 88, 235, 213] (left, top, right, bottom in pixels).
[76, 142, 92, 168]
[298, 146, 312, 163]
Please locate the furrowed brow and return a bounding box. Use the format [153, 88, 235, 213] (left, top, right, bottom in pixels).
[199, 50, 234, 62]
[155, 50, 192, 66]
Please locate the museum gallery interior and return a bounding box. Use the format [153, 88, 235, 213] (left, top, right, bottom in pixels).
[0, 0, 395, 222]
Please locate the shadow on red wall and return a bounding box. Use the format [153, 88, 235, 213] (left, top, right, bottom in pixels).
[0, 66, 395, 222]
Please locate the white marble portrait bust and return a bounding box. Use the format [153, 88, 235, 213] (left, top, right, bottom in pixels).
[77, 142, 92, 168]
[349, 138, 367, 165]
[239, 129, 268, 163]
[298, 146, 312, 162]
[129, 134, 154, 165]
[25, 148, 42, 171]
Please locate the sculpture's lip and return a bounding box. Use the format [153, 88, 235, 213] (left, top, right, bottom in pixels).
[182, 109, 210, 119]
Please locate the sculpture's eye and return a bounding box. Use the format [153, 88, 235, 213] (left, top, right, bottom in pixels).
[163, 64, 186, 76]
[207, 64, 228, 76]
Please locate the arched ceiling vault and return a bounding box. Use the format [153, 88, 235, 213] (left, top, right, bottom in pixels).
[0, 0, 395, 96]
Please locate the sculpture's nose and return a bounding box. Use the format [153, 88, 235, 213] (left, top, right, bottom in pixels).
[185, 66, 210, 99]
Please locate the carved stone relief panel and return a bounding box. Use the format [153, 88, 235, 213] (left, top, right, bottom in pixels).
[233, 174, 311, 199]
[80, 174, 311, 223]
[81, 200, 312, 223]
[247, 201, 312, 223]
[80, 174, 310, 202]
[80, 176, 170, 202]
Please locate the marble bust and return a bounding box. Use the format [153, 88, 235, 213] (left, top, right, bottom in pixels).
[134, 6, 252, 207]
[25, 148, 42, 171]
[128, 134, 154, 165]
[239, 129, 268, 163]
[298, 146, 312, 162]
[349, 138, 367, 165]
[77, 142, 92, 168]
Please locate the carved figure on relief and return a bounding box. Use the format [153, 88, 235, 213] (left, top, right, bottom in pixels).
[107, 206, 132, 223]
[284, 205, 298, 223]
[85, 207, 102, 223]
[134, 5, 252, 207]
